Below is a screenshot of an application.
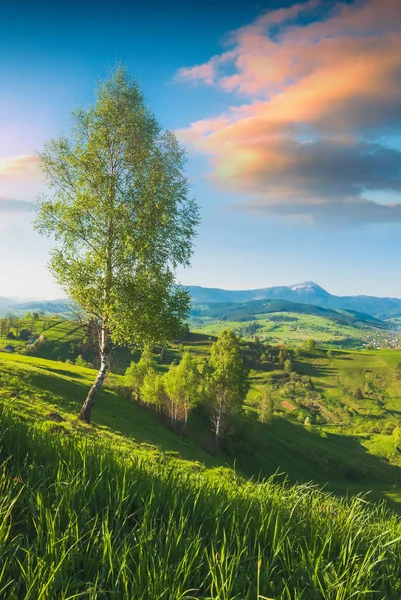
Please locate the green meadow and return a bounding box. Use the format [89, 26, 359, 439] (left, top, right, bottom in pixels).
[2, 350, 401, 597]
[3, 319, 401, 499]
[191, 311, 399, 348]
[3, 318, 401, 597]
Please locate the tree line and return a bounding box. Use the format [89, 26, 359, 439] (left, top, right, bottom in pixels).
[0, 312, 45, 340]
[125, 329, 249, 452]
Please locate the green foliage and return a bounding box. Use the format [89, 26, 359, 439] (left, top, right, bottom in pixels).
[393, 427, 401, 451]
[34, 66, 199, 422]
[284, 358, 293, 373]
[207, 330, 249, 446]
[279, 348, 287, 365]
[304, 338, 317, 351]
[125, 345, 155, 399]
[35, 66, 199, 349]
[140, 369, 166, 409]
[258, 387, 274, 423]
[164, 351, 200, 427]
[74, 354, 87, 367]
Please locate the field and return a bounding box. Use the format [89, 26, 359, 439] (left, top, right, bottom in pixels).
[192, 312, 367, 345]
[2, 351, 401, 597]
[190, 310, 400, 349]
[2, 316, 401, 596]
[3, 330, 401, 507]
[0, 318, 401, 600]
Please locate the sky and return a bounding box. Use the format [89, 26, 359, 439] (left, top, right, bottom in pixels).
[1, 0, 401, 299]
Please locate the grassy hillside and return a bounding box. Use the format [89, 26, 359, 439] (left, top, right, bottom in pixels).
[2, 348, 401, 507]
[0, 317, 136, 373]
[190, 301, 400, 349]
[2, 323, 401, 597]
[2, 356, 401, 597]
[0, 318, 401, 500]
[3, 320, 401, 506]
[191, 299, 385, 326]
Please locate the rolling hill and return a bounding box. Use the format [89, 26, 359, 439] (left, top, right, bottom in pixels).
[3, 318, 401, 596]
[190, 298, 386, 327]
[189, 298, 399, 348]
[2, 351, 401, 597]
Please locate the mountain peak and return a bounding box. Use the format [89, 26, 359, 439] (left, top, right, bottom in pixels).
[288, 281, 328, 294]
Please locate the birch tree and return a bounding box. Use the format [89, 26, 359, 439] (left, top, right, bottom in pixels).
[164, 351, 200, 431]
[207, 330, 249, 452]
[140, 370, 166, 410]
[35, 66, 199, 422]
[125, 345, 155, 400]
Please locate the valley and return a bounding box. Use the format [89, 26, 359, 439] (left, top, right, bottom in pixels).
[3, 313, 401, 506]
[2, 315, 401, 597]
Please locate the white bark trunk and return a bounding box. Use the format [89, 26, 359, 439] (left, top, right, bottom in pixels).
[78, 325, 109, 422]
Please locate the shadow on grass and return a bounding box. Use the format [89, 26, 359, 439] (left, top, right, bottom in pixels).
[26, 368, 220, 468]
[34, 365, 88, 380]
[297, 361, 336, 379]
[233, 416, 401, 511]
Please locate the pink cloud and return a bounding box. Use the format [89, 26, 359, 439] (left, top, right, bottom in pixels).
[175, 51, 234, 85]
[176, 0, 401, 224]
[0, 155, 42, 180]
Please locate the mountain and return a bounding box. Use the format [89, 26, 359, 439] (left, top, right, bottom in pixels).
[0, 298, 73, 317]
[188, 282, 401, 320]
[3, 281, 401, 321]
[188, 281, 331, 304]
[0, 297, 23, 310]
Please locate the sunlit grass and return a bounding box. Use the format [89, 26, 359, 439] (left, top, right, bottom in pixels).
[2, 399, 401, 598]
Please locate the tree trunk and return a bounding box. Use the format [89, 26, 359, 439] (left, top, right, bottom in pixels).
[180, 406, 188, 434]
[214, 397, 223, 454]
[78, 325, 109, 423]
[173, 400, 178, 431]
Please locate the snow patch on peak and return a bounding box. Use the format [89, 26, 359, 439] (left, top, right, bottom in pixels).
[290, 281, 314, 290]
[288, 282, 328, 294]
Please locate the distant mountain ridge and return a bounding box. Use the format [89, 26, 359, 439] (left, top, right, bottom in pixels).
[0, 298, 72, 317]
[2, 281, 401, 321]
[188, 282, 401, 320]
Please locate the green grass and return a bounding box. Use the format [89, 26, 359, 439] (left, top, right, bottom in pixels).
[3, 349, 401, 508]
[2, 345, 401, 595]
[2, 392, 401, 598]
[192, 311, 399, 348]
[4, 323, 401, 501]
[0, 353, 219, 467]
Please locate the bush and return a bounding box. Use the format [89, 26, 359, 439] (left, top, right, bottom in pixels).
[75, 354, 88, 367]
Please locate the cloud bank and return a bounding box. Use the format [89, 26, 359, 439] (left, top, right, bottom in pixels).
[176, 0, 401, 224]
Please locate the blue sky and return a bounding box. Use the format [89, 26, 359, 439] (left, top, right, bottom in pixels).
[1, 0, 401, 299]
